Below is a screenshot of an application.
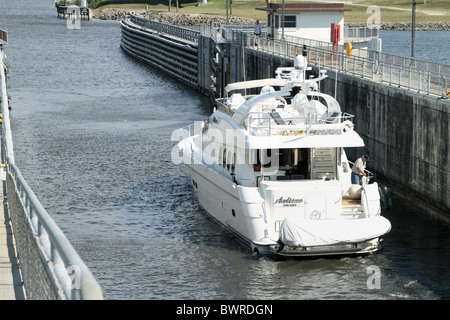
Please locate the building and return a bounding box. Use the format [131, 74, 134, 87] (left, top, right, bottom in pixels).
[256, 2, 351, 44]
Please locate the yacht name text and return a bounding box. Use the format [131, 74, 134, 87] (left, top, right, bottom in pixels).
[274, 196, 304, 206]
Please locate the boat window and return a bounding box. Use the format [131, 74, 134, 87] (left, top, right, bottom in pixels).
[278, 148, 309, 179]
[283, 15, 296, 28]
[257, 149, 273, 168]
[275, 15, 297, 28]
[223, 148, 227, 166]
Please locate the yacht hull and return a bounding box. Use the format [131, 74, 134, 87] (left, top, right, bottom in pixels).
[184, 163, 388, 257]
[185, 164, 273, 253]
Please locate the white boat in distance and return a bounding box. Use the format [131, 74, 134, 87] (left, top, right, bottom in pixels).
[174, 50, 392, 257]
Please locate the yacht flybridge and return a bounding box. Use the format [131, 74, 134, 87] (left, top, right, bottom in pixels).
[174, 51, 391, 257]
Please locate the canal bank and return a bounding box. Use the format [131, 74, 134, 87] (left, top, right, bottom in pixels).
[120, 14, 450, 224]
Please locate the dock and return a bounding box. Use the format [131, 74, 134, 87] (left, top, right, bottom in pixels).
[56, 3, 92, 21]
[1, 34, 24, 299]
[1, 41, 25, 299]
[0, 166, 25, 300]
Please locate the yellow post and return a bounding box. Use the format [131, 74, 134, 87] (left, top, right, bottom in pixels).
[346, 42, 352, 57]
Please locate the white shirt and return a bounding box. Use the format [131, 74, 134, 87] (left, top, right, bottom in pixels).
[254, 23, 262, 35]
[352, 157, 366, 174]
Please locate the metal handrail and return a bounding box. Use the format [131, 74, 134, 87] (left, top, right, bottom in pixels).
[344, 26, 379, 41]
[1, 52, 103, 299]
[6, 162, 103, 299]
[256, 29, 449, 78]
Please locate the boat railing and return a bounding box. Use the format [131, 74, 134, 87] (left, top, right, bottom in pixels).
[246, 112, 355, 136]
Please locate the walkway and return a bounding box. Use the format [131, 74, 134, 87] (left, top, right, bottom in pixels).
[247, 35, 449, 97]
[0, 161, 25, 299]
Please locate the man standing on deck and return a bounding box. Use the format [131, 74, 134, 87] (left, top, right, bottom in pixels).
[351, 155, 369, 185]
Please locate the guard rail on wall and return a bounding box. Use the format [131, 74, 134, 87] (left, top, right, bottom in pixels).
[1, 52, 103, 299]
[344, 26, 379, 42]
[129, 13, 199, 43]
[231, 30, 449, 98]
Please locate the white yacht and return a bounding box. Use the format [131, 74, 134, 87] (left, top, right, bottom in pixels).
[173, 51, 392, 257]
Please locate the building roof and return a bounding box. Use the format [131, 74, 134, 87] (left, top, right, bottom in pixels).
[256, 2, 351, 13]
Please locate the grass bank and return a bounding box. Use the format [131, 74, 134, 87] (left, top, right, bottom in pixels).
[91, 0, 450, 24]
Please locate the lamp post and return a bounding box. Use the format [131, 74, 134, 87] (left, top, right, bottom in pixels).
[282, 0, 285, 40]
[226, 0, 229, 23]
[411, 0, 416, 60]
